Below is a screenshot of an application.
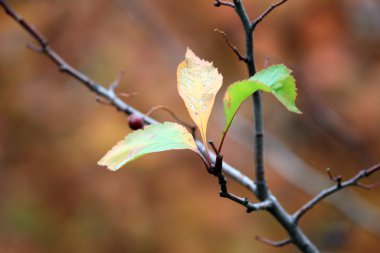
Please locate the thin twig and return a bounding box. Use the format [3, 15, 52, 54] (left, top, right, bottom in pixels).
[208, 140, 219, 154]
[252, 0, 288, 28]
[109, 70, 125, 92]
[96, 96, 113, 106]
[255, 236, 292, 247]
[214, 28, 247, 62]
[326, 168, 342, 188]
[356, 181, 380, 190]
[214, 0, 235, 8]
[293, 164, 380, 223]
[217, 171, 272, 213]
[118, 92, 138, 99]
[145, 105, 195, 131]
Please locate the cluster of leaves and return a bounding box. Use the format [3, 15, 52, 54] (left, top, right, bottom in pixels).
[98, 48, 301, 171]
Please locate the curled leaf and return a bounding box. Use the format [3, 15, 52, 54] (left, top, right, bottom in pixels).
[98, 122, 198, 171]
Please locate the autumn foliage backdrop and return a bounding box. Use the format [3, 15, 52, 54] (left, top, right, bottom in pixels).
[0, 0, 380, 252]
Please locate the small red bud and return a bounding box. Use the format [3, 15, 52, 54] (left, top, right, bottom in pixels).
[128, 114, 144, 130]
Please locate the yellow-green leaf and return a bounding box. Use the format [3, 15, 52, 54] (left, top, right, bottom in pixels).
[250, 64, 301, 114]
[98, 122, 198, 171]
[223, 80, 271, 133]
[177, 48, 223, 148]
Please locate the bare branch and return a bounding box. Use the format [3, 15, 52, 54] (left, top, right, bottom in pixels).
[0, 0, 47, 47]
[217, 171, 272, 213]
[252, 0, 288, 29]
[255, 236, 292, 247]
[214, 28, 247, 62]
[214, 0, 235, 9]
[293, 164, 380, 223]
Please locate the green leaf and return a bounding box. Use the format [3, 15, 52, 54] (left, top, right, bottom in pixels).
[98, 122, 198, 171]
[223, 80, 271, 133]
[250, 64, 302, 114]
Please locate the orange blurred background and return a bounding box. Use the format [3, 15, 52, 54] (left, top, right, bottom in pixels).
[0, 0, 379, 252]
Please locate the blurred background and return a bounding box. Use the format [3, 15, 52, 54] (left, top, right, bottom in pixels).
[0, 0, 379, 252]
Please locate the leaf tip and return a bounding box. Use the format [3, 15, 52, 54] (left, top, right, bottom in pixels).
[185, 47, 195, 58]
[97, 159, 117, 171]
[294, 108, 303, 114]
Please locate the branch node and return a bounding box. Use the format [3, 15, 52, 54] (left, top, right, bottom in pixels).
[326, 167, 342, 188]
[109, 70, 125, 92]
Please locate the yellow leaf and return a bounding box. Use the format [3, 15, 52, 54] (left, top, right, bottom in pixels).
[177, 48, 223, 150]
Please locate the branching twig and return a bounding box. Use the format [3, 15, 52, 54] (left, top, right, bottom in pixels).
[214, 28, 247, 62]
[214, 0, 235, 8]
[255, 236, 292, 247]
[293, 164, 380, 223]
[326, 168, 342, 188]
[197, 148, 266, 212]
[218, 172, 272, 212]
[96, 71, 125, 107]
[212, 153, 272, 212]
[109, 71, 125, 92]
[252, 0, 288, 29]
